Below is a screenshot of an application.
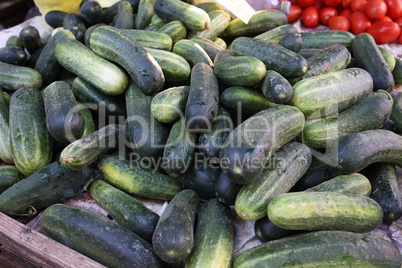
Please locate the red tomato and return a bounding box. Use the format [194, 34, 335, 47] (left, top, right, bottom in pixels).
[384, 0, 402, 20]
[320, 7, 339, 25]
[287, 5, 303, 23]
[329, 15, 351, 30]
[290, 0, 299, 5]
[314, 0, 325, 11]
[302, 6, 320, 27]
[367, 21, 401, 43]
[365, 0, 387, 21]
[351, 0, 367, 11]
[340, 9, 353, 20]
[396, 17, 402, 28]
[374, 15, 392, 22]
[341, 0, 353, 8]
[350, 11, 372, 34]
[298, 0, 315, 7]
[322, 0, 342, 6]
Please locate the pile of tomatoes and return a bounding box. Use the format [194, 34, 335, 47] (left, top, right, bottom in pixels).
[287, 0, 402, 43]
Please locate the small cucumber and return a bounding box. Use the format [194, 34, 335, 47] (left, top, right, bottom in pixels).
[0, 166, 23, 194]
[391, 92, 402, 133]
[63, 13, 86, 42]
[0, 89, 13, 164]
[0, 46, 27, 66]
[192, 10, 230, 41]
[260, 70, 293, 104]
[278, 33, 303, 53]
[173, 39, 213, 67]
[0, 61, 42, 91]
[152, 189, 199, 263]
[114, 1, 134, 29]
[45, 10, 68, 28]
[5, 36, 22, 48]
[300, 30, 355, 50]
[214, 37, 227, 49]
[255, 24, 298, 43]
[379, 47, 396, 71]
[189, 37, 224, 61]
[393, 57, 402, 86]
[254, 217, 299, 243]
[157, 20, 187, 44]
[19, 26, 44, 54]
[121, 29, 172, 50]
[135, 0, 156, 29]
[77, 103, 96, 138]
[79, 1, 103, 26]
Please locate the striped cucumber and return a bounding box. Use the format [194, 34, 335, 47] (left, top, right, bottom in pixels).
[0, 166, 23, 194]
[114, 1, 134, 29]
[0, 89, 13, 164]
[189, 37, 224, 61]
[260, 70, 293, 104]
[121, 29, 172, 50]
[157, 20, 187, 44]
[192, 10, 230, 40]
[255, 24, 298, 43]
[0, 61, 42, 91]
[300, 30, 355, 50]
[172, 39, 213, 67]
[151, 86, 190, 124]
[135, 0, 156, 29]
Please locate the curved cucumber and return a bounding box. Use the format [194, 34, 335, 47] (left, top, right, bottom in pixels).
[151, 86, 190, 124]
[260, 70, 293, 104]
[173, 39, 213, 67]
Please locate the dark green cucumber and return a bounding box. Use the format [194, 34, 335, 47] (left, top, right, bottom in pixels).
[114, 1, 133, 29]
[60, 124, 119, 171]
[352, 33, 394, 92]
[102, 0, 140, 24]
[303, 44, 351, 79]
[84, 23, 106, 47]
[186, 199, 233, 268]
[194, 2, 221, 13]
[260, 70, 293, 104]
[302, 91, 393, 150]
[90, 180, 159, 242]
[145, 24, 161, 31]
[0, 89, 13, 164]
[198, 107, 232, 158]
[151, 14, 166, 28]
[151, 85, 190, 123]
[63, 13, 86, 42]
[0, 46, 27, 66]
[268, 192, 383, 232]
[393, 57, 402, 86]
[56, 38, 128, 95]
[43, 81, 85, 144]
[121, 29, 172, 50]
[35, 29, 75, 85]
[192, 10, 230, 41]
[0, 166, 23, 194]
[255, 24, 298, 43]
[291, 68, 373, 118]
[300, 30, 355, 50]
[231, 37, 307, 78]
[254, 217, 299, 243]
[189, 37, 224, 61]
[0, 61, 42, 91]
[365, 163, 402, 223]
[90, 25, 164, 95]
[391, 92, 402, 133]
[126, 82, 169, 159]
[214, 49, 266, 87]
[214, 37, 227, 49]
[77, 103, 96, 138]
[173, 39, 213, 67]
[224, 10, 287, 37]
[45, 10, 68, 28]
[162, 118, 196, 177]
[42, 204, 163, 268]
[215, 172, 242, 206]
[152, 189, 199, 263]
[185, 62, 219, 130]
[19, 26, 44, 54]
[79, 0, 103, 26]
[25, 45, 44, 69]
[154, 0, 210, 32]
[278, 33, 303, 53]
[297, 48, 322, 59]
[234, 231, 402, 268]
[220, 86, 277, 116]
[219, 105, 305, 184]
[379, 47, 396, 71]
[157, 20, 187, 44]
[135, 0, 156, 29]
[235, 142, 312, 221]
[10, 88, 52, 176]
[72, 77, 126, 117]
[0, 161, 92, 216]
[5, 36, 22, 48]
[145, 47, 190, 82]
[98, 155, 182, 200]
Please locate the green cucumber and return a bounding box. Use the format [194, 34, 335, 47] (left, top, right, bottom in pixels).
[303, 44, 351, 79]
[260, 70, 293, 104]
[63, 13, 86, 42]
[268, 192, 383, 232]
[6, 36, 23, 48]
[214, 49, 266, 87]
[0, 89, 13, 164]
[162, 118, 196, 177]
[186, 199, 233, 268]
[35, 29, 75, 85]
[145, 24, 161, 31]
[291, 68, 373, 118]
[214, 37, 227, 49]
[352, 33, 394, 91]
[10, 88, 52, 176]
[90, 25, 164, 95]
[60, 124, 119, 171]
[0, 46, 27, 66]
[306, 173, 372, 196]
[302, 91, 393, 150]
[278, 33, 303, 53]
[219, 105, 305, 184]
[235, 142, 312, 221]
[224, 10, 287, 37]
[151, 14, 166, 27]
[300, 30, 355, 50]
[98, 155, 183, 200]
[114, 1, 134, 29]
[157, 20, 187, 44]
[135, 0, 156, 29]
[154, 0, 210, 32]
[121, 29, 172, 50]
[173, 39, 213, 67]
[391, 91, 402, 133]
[254, 217, 299, 243]
[379, 47, 396, 71]
[297, 48, 321, 59]
[19, 26, 44, 54]
[220, 86, 277, 116]
[234, 231, 402, 268]
[90, 180, 160, 242]
[45, 10, 68, 28]
[151, 85, 190, 124]
[215, 172, 242, 206]
[84, 23, 105, 47]
[25, 46, 44, 69]
[194, 2, 221, 13]
[152, 189, 199, 263]
[192, 10, 230, 40]
[393, 57, 402, 86]
[185, 62, 219, 130]
[145, 47, 190, 82]
[55, 38, 128, 95]
[255, 24, 298, 43]
[189, 37, 224, 61]
[77, 103, 96, 138]
[0, 61, 42, 91]
[231, 37, 307, 78]
[0, 161, 92, 216]
[0, 166, 23, 194]
[42, 204, 163, 268]
[79, 1, 103, 26]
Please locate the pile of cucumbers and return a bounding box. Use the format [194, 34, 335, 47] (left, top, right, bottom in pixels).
[0, 0, 402, 266]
